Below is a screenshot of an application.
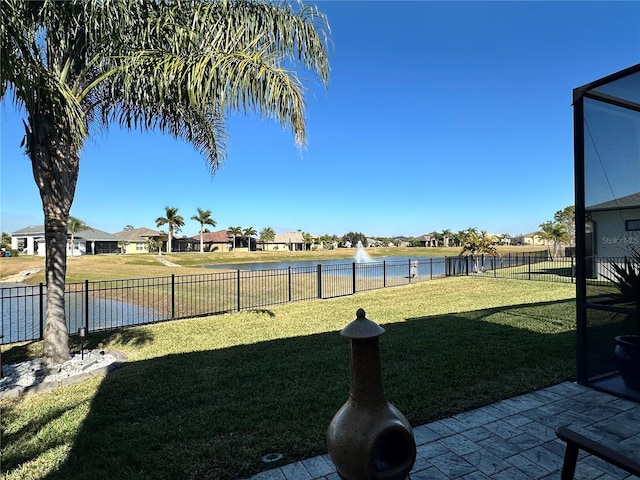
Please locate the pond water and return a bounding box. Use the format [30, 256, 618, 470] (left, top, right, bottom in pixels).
[203, 256, 443, 272]
[202, 257, 448, 283]
[1, 284, 156, 344]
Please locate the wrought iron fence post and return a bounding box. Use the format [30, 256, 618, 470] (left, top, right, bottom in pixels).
[430, 257, 433, 280]
[317, 264, 323, 299]
[288, 266, 292, 302]
[528, 256, 532, 281]
[39, 282, 44, 341]
[352, 262, 356, 294]
[84, 279, 90, 333]
[171, 274, 176, 319]
[383, 260, 387, 287]
[408, 259, 412, 284]
[571, 256, 575, 284]
[236, 270, 241, 311]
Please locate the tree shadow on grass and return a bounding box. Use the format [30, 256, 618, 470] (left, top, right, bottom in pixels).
[81, 327, 155, 350]
[534, 266, 574, 278]
[2, 299, 577, 480]
[1, 328, 154, 365]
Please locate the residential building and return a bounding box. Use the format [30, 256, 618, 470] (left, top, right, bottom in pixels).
[190, 230, 232, 252]
[112, 227, 166, 254]
[10, 225, 120, 256]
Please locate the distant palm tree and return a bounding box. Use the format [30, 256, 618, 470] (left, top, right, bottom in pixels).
[1, 232, 11, 248]
[260, 227, 276, 250]
[243, 227, 257, 251]
[302, 232, 314, 251]
[227, 226, 242, 251]
[191, 208, 217, 253]
[156, 207, 185, 254]
[67, 216, 91, 257]
[537, 221, 569, 258]
[317, 234, 333, 250]
[460, 229, 498, 272]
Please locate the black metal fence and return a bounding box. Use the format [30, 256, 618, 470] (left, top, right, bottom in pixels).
[1, 258, 445, 345]
[445, 250, 570, 281]
[7, 251, 620, 346]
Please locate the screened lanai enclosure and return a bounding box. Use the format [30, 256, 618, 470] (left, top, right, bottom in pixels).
[574, 63, 640, 402]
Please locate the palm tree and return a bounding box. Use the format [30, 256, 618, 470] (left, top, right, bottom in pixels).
[1, 232, 11, 249]
[1, 0, 330, 364]
[302, 232, 314, 251]
[537, 221, 569, 258]
[191, 208, 217, 253]
[243, 227, 257, 251]
[460, 229, 498, 272]
[260, 227, 276, 250]
[67, 216, 91, 257]
[227, 226, 242, 251]
[156, 207, 185, 254]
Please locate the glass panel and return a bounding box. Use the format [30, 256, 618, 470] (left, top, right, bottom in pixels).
[584, 98, 640, 208]
[592, 70, 640, 106]
[585, 307, 623, 378]
[579, 65, 640, 398]
[584, 98, 640, 262]
[626, 219, 640, 231]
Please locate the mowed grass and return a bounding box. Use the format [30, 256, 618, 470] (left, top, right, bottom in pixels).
[1, 277, 576, 480]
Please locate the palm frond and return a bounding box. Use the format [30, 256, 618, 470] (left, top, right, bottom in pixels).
[603, 248, 640, 305]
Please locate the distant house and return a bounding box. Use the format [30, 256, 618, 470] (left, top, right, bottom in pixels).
[518, 232, 549, 247]
[112, 227, 167, 254]
[416, 234, 437, 247]
[261, 232, 308, 251]
[366, 238, 382, 248]
[492, 234, 511, 246]
[415, 234, 454, 247]
[190, 230, 232, 252]
[10, 225, 120, 256]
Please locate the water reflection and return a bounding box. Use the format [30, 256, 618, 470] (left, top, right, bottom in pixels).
[1, 284, 156, 344]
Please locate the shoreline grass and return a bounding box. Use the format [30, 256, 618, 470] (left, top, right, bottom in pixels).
[1, 277, 576, 480]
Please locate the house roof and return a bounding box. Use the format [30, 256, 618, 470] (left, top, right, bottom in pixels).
[273, 232, 305, 243]
[11, 225, 119, 241]
[11, 225, 43, 236]
[191, 230, 230, 243]
[587, 192, 640, 212]
[112, 227, 163, 241]
[73, 228, 120, 241]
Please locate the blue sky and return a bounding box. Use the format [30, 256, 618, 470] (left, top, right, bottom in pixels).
[1, 1, 639, 239]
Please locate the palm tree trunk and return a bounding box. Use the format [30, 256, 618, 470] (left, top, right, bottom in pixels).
[29, 118, 79, 365]
[167, 229, 172, 253]
[42, 216, 72, 364]
[200, 229, 204, 253]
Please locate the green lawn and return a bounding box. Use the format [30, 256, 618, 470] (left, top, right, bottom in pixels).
[1, 277, 577, 480]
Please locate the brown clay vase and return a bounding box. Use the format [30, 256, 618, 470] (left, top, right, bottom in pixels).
[327, 308, 416, 480]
